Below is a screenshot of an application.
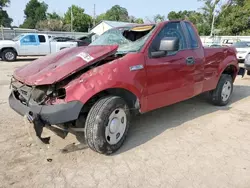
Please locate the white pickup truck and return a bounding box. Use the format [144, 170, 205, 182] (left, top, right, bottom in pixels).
[0, 33, 78, 61]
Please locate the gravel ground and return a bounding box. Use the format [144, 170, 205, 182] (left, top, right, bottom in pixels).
[0, 59, 250, 188]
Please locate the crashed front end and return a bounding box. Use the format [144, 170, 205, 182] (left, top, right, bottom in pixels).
[9, 78, 83, 125]
[9, 77, 83, 143]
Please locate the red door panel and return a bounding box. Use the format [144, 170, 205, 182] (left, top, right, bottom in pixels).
[145, 50, 195, 112]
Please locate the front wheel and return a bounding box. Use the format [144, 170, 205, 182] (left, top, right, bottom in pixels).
[209, 74, 233, 106]
[85, 96, 130, 155]
[2, 49, 17, 62]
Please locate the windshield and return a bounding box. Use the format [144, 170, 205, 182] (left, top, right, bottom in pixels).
[90, 25, 155, 53]
[233, 42, 250, 48]
[12, 34, 24, 41]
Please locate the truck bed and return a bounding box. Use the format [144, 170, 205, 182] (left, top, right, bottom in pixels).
[203, 46, 237, 92]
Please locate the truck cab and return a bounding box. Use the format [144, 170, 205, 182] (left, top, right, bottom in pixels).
[0, 33, 77, 61]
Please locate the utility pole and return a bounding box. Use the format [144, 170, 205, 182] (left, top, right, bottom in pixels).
[71, 5, 73, 32]
[1, 25, 4, 40]
[210, 12, 215, 36]
[93, 4, 96, 26]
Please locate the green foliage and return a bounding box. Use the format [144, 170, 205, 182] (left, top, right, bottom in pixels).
[104, 5, 129, 22]
[0, 0, 12, 27]
[135, 18, 144, 24]
[95, 13, 106, 24]
[95, 5, 143, 25]
[154, 14, 165, 23]
[0, 0, 9, 8]
[217, 0, 250, 35]
[47, 12, 61, 20]
[64, 5, 92, 32]
[20, 0, 48, 29]
[36, 19, 67, 31]
[0, 9, 12, 27]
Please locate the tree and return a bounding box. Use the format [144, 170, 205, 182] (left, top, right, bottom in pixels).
[95, 13, 106, 24]
[104, 5, 129, 22]
[21, 0, 48, 29]
[217, 0, 250, 35]
[0, 0, 9, 8]
[153, 14, 165, 23]
[47, 12, 61, 20]
[36, 19, 65, 31]
[64, 5, 92, 32]
[135, 18, 144, 24]
[0, 0, 12, 27]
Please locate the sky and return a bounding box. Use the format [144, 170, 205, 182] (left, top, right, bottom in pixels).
[5, 0, 203, 26]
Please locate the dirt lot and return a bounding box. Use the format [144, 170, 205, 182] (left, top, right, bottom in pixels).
[0, 58, 250, 188]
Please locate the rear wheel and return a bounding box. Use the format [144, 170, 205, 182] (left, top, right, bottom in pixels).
[209, 74, 233, 106]
[2, 49, 17, 62]
[85, 96, 130, 155]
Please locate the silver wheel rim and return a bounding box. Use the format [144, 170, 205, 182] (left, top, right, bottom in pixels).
[221, 81, 232, 102]
[105, 108, 127, 145]
[5, 52, 14, 60]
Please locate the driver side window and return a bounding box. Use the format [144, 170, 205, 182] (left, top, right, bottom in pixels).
[22, 35, 36, 43]
[150, 22, 187, 55]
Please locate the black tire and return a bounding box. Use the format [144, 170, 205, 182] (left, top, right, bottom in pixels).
[209, 74, 233, 106]
[2, 49, 17, 62]
[85, 96, 130, 155]
[75, 115, 87, 144]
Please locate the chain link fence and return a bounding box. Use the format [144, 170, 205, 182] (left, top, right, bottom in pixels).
[0, 27, 90, 40]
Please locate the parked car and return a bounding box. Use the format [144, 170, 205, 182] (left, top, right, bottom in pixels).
[0, 33, 78, 61]
[232, 41, 250, 63]
[244, 54, 250, 75]
[9, 20, 243, 155]
[209, 44, 222, 48]
[222, 39, 241, 46]
[52, 35, 92, 46]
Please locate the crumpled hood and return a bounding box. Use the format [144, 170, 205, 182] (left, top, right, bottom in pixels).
[13, 45, 118, 85]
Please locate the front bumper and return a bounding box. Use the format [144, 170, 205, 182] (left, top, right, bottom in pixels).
[9, 92, 83, 125]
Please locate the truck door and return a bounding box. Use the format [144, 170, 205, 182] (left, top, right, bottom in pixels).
[145, 22, 195, 112]
[19, 34, 39, 55]
[37, 35, 50, 55]
[183, 21, 205, 96]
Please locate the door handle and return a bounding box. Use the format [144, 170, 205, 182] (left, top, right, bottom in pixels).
[186, 57, 195, 65]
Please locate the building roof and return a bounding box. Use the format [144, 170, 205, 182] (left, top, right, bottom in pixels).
[102, 20, 135, 28]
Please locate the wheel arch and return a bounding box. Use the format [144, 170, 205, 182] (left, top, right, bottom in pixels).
[220, 64, 238, 82]
[0, 47, 18, 56]
[80, 87, 140, 115]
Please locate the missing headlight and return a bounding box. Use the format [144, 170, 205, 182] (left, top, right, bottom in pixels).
[53, 88, 66, 99]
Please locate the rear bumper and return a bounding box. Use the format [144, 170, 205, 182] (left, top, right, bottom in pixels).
[245, 64, 250, 71]
[9, 92, 83, 125]
[237, 53, 247, 61]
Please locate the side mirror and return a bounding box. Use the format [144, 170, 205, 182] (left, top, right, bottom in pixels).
[151, 37, 179, 58]
[159, 37, 179, 51]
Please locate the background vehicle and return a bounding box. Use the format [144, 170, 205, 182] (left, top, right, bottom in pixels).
[0, 33, 78, 61]
[232, 41, 250, 63]
[9, 21, 241, 155]
[244, 54, 250, 75]
[52, 35, 92, 46]
[222, 39, 241, 46]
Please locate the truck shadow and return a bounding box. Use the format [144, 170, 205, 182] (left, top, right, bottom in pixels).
[15, 58, 39, 62]
[115, 85, 250, 155]
[0, 58, 39, 62]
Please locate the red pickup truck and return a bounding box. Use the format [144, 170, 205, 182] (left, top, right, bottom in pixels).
[9, 21, 243, 154]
